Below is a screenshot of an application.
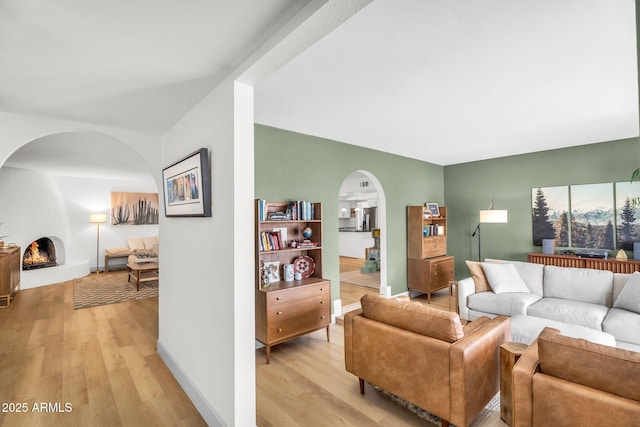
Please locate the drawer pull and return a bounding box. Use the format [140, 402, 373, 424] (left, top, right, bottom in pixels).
[320, 300, 325, 304]
[320, 316, 326, 319]
[276, 311, 282, 315]
[278, 328, 282, 333]
[320, 288, 324, 291]
[276, 297, 281, 301]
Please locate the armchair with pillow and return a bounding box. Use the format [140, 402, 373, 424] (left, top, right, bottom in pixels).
[344, 294, 510, 427]
[513, 327, 640, 427]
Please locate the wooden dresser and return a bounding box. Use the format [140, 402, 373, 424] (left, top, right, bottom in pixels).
[528, 253, 640, 274]
[255, 278, 330, 364]
[0, 246, 21, 308]
[406, 206, 454, 302]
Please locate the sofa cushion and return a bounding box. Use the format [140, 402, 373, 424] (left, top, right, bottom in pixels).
[613, 273, 632, 302]
[510, 315, 616, 347]
[360, 294, 464, 343]
[466, 260, 491, 293]
[485, 259, 544, 295]
[105, 247, 131, 257]
[543, 265, 613, 306]
[142, 236, 159, 250]
[527, 298, 609, 330]
[482, 263, 530, 293]
[613, 272, 640, 314]
[467, 291, 541, 317]
[537, 327, 640, 402]
[603, 308, 640, 345]
[127, 238, 145, 250]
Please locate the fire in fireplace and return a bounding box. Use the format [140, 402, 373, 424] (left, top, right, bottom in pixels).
[23, 237, 58, 270]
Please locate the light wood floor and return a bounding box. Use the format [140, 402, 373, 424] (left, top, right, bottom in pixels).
[0, 265, 455, 427]
[0, 275, 206, 427]
[257, 258, 457, 426]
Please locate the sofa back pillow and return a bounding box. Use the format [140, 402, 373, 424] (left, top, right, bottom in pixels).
[543, 265, 613, 306]
[481, 263, 530, 294]
[360, 294, 464, 343]
[538, 327, 640, 402]
[127, 238, 145, 251]
[613, 272, 640, 314]
[142, 236, 159, 250]
[465, 260, 491, 293]
[613, 273, 632, 302]
[485, 259, 544, 295]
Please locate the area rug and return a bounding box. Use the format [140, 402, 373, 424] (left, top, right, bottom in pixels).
[372, 385, 503, 427]
[340, 270, 380, 288]
[73, 271, 158, 309]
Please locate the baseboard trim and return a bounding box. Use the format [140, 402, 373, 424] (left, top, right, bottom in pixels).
[157, 340, 226, 427]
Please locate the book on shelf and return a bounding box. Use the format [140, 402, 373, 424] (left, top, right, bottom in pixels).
[259, 230, 285, 252]
[258, 199, 316, 222]
[286, 200, 315, 221]
[423, 224, 440, 237]
[296, 242, 319, 249]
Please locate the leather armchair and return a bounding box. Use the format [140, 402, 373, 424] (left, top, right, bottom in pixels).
[512, 327, 640, 427]
[344, 294, 510, 427]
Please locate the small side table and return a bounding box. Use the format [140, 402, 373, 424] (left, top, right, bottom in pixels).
[448, 280, 458, 313]
[500, 342, 528, 426]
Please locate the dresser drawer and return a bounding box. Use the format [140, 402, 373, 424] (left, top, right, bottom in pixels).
[267, 282, 330, 306]
[268, 304, 330, 341]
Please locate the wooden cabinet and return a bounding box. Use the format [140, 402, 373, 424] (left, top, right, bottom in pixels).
[255, 200, 330, 363]
[407, 206, 454, 302]
[528, 253, 640, 273]
[0, 246, 20, 308]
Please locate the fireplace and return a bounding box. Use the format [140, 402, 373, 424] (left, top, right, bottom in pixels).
[23, 237, 58, 270]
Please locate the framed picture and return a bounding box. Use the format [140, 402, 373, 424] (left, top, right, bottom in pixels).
[426, 202, 440, 217]
[162, 148, 212, 217]
[111, 192, 159, 225]
[263, 261, 280, 282]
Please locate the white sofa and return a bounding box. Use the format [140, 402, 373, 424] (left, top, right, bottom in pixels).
[457, 259, 640, 352]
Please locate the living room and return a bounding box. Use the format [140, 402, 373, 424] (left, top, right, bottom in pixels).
[1, 1, 639, 426]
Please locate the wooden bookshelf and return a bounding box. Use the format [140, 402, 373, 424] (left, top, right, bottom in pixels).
[254, 200, 330, 364]
[407, 206, 454, 303]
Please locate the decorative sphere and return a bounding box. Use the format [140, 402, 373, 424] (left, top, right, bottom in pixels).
[302, 226, 313, 239]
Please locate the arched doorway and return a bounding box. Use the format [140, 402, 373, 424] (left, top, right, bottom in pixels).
[338, 170, 388, 311]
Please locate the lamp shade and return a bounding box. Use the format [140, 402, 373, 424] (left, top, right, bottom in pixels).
[479, 209, 508, 223]
[90, 213, 107, 224]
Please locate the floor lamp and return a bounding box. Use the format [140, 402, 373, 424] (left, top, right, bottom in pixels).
[472, 202, 508, 262]
[90, 213, 107, 273]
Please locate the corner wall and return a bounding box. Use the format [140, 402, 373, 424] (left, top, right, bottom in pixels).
[444, 137, 640, 276]
[255, 124, 445, 299]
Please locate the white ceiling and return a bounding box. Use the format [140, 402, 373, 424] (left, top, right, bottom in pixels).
[0, 0, 638, 173]
[0, 0, 307, 132]
[255, 0, 640, 165]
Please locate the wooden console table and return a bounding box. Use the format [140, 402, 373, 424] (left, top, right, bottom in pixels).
[528, 253, 640, 274]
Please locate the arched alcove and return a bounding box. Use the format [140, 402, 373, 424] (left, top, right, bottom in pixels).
[0, 130, 159, 288]
[337, 170, 388, 310]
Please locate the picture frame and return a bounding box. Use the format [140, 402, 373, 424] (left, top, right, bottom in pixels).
[263, 261, 280, 282]
[426, 202, 440, 217]
[162, 148, 212, 217]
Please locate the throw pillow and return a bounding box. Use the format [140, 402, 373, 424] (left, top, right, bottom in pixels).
[614, 272, 640, 314]
[481, 262, 530, 294]
[466, 260, 491, 293]
[127, 238, 145, 250]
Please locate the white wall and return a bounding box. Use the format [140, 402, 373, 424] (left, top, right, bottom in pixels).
[158, 77, 252, 426]
[0, 112, 162, 286]
[54, 175, 159, 271]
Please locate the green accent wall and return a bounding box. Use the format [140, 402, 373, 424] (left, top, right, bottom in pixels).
[255, 124, 445, 307]
[444, 137, 640, 277]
